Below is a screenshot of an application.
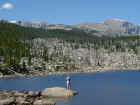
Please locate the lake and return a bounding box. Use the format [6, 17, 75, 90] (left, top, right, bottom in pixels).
[0, 70, 140, 105]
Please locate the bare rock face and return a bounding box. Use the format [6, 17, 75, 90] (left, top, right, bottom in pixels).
[41, 87, 78, 97]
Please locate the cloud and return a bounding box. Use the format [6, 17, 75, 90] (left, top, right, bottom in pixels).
[0, 3, 14, 10]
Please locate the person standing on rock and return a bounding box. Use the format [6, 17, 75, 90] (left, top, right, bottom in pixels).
[66, 76, 71, 89]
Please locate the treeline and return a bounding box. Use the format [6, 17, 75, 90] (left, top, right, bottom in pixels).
[0, 21, 31, 73]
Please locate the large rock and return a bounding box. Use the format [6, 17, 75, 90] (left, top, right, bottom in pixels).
[16, 97, 30, 105]
[41, 87, 78, 97]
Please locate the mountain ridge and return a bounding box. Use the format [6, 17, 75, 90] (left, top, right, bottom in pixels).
[6, 18, 140, 37]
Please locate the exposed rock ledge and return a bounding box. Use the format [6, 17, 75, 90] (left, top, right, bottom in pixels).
[42, 87, 78, 97]
[0, 87, 78, 105]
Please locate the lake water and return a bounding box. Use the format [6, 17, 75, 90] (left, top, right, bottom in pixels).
[0, 70, 140, 105]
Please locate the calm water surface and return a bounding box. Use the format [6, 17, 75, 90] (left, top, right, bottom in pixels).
[0, 70, 140, 105]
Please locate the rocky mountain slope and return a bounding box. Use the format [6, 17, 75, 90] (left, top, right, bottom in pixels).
[8, 18, 140, 37]
[75, 18, 140, 37]
[9, 20, 74, 31]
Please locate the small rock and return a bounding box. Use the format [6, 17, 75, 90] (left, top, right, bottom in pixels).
[0, 97, 15, 105]
[33, 99, 55, 105]
[14, 91, 26, 97]
[28, 91, 35, 96]
[16, 97, 28, 104]
[1, 91, 12, 96]
[28, 91, 40, 97]
[0, 72, 3, 78]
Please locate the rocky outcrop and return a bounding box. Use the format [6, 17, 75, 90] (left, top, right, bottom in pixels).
[0, 90, 54, 105]
[0, 87, 78, 105]
[41, 87, 78, 97]
[75, 18, 140, 36]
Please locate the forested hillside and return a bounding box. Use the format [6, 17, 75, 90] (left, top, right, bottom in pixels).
[0, 21, 140, 76]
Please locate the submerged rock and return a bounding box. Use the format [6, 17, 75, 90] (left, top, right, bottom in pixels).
[41, 87, 78, 97]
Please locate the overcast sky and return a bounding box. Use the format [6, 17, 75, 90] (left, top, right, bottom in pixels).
[0, 0, 140, 25]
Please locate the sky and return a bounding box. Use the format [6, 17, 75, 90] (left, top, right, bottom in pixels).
[0, 0, 140, 25]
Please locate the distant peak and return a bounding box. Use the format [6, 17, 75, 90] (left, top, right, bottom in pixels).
[81, 21, 94, 25]
[103, 18, 126, 23]
[110, 18, 125, 22]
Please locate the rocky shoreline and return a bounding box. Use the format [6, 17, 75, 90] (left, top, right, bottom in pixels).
[0, 66, 140, 79]
[0, 90, 55, 105]
[0, 87, 78, 105]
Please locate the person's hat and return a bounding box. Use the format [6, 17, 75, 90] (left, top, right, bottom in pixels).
[66, 76, 70, 80]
